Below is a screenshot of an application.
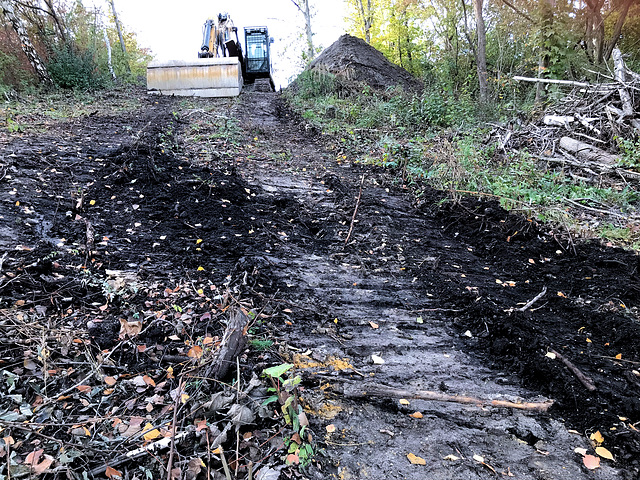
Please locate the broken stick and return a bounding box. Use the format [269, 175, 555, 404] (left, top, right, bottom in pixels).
[549, 349, 597, 392]
[341, 381, 553, 412]
[344, 174, 365, 245]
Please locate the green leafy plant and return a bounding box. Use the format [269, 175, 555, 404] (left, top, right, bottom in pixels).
[262, 363, 314, 468]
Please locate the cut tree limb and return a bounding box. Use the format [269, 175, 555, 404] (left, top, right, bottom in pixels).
[559, 137, 618, 164]
[513, 76, 591, 88]
[341, 381, 553, 412]
[549, 349, 597, 391]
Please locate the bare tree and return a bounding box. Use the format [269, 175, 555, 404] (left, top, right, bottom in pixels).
[108, 0, 130, 73]
[290, 0, 314, 60]
[0, 0, 53, 86]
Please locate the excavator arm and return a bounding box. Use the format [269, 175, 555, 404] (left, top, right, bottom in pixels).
[198, 19, 216, 58]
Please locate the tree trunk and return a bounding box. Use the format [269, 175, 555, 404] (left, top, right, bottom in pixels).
[356, 0, 373, 44]
[290, 0, 314, 61]
[103, 24, 116, 80]
[535, 0, 553, 103]
[0, 0, 53, 86]
[604, 0, 634, 61]
[43, 0, 67, 44]
[473, 0, 488, 102]
[108, 0, 130, 73]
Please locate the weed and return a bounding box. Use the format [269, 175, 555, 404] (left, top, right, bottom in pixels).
[263, 363, 314, 468]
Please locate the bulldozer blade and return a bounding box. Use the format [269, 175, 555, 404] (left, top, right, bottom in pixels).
[147, 58, 243, 97]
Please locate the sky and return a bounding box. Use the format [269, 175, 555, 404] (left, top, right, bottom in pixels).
[87, 0, 349, 86]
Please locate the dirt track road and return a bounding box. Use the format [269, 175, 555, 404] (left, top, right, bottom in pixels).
[0, 89, 638, 479]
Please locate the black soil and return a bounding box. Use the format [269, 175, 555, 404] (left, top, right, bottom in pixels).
[0, 88, 639, 480]
[307, 34, 422, 92]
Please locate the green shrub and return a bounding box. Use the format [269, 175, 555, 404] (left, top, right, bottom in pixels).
[46, 44, 110, 90]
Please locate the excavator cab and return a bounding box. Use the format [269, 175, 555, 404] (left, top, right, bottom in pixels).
[243, 27, 275, 90]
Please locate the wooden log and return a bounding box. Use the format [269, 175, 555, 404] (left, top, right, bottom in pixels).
[559, 137, 618, 164]
[341, 382, 554, 412]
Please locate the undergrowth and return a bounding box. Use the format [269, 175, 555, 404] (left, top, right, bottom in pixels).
[285, 69, 640, 249]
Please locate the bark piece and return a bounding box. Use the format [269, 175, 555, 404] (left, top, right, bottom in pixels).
[205, 309, 250, 380]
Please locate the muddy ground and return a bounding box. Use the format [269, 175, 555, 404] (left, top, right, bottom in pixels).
[1, 88, 639, 480]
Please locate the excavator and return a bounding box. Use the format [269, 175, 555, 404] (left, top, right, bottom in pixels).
[147, 14, 275, 97]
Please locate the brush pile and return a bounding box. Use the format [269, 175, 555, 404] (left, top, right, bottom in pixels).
[497, 48, 640, 183]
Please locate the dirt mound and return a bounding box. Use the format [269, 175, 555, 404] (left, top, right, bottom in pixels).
[307, 34, 422, 92]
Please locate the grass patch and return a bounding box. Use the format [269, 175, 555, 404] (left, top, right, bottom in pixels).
[284, 73, 640, 249]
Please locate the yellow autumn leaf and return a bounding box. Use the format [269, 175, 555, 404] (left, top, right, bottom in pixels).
[590, 430, 604, 445]
[89, 200, 96, 206]
[409, 412, 423, 419]
[181, 393, 190, 404]
[143, 423, 161, 441]
[399, 399, 410, 405]
[197, 266, 204, 271]
[187, 345, 203, 358]
[196, 239, 203, 244]
[595, 446, 614, 461]
[407, 453, 426, 465]
[615, 353, 622, 360]
[211, 446, 222, 454]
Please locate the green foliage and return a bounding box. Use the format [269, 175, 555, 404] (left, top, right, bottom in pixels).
[263, 364, 314, 468]
[616, 137, 640, 170]
[46, 44, 110, 90]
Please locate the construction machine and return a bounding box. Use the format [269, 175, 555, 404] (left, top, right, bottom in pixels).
[147, 16, 275, 97]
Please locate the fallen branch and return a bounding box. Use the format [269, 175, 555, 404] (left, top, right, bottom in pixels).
[549, 349, 597, 392]
[513, 76, 591, 88]
[612, 49, 634, 117]
[344, 174, 365, 245]
[517, 286, 547, 312]
[340, 381, 553, 412]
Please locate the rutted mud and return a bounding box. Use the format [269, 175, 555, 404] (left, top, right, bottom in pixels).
[0, 89, 638, 480]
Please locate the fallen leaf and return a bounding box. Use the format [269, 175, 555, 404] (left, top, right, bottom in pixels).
[595, 446, 614, 461]
[545, 352, 557, 359]
[119, 318, 142, 339]
[211, 446, 222, 454]
[369, 321, 379, 329]
[473, 454, 485, 463]
[143, 375, 156, 387]
[286, 453, 299, 465]
[187, 346, 203, 358]
[590, 430, 604, 445]
[583, 454, 600, 470]
[557, 291, 566, 298]
[399, 399, 410, 405]
[105, 466, 123, 479]
[143, 423, 161, 441]
[76, 385, 91, 393]
[409, 411, 423, 418]
[326, 424, 336, 433]
[25, 449, 54, 474]
[615, 353, 622, 360]
[407, 453, 426, 465]
[104, 376, 117, 386]
[443, 454, 460, 461]
[574, 447, 588, 456]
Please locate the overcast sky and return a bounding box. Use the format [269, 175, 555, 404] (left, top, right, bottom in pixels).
[88, 0, 348, 85]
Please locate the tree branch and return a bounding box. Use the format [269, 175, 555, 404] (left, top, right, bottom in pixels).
[497, 0, 534, 23]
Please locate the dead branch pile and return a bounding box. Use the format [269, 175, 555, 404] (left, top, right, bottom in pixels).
[498, 49, 640, 184]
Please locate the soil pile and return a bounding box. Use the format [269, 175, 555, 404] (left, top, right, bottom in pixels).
[307, 34, 422, 92]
